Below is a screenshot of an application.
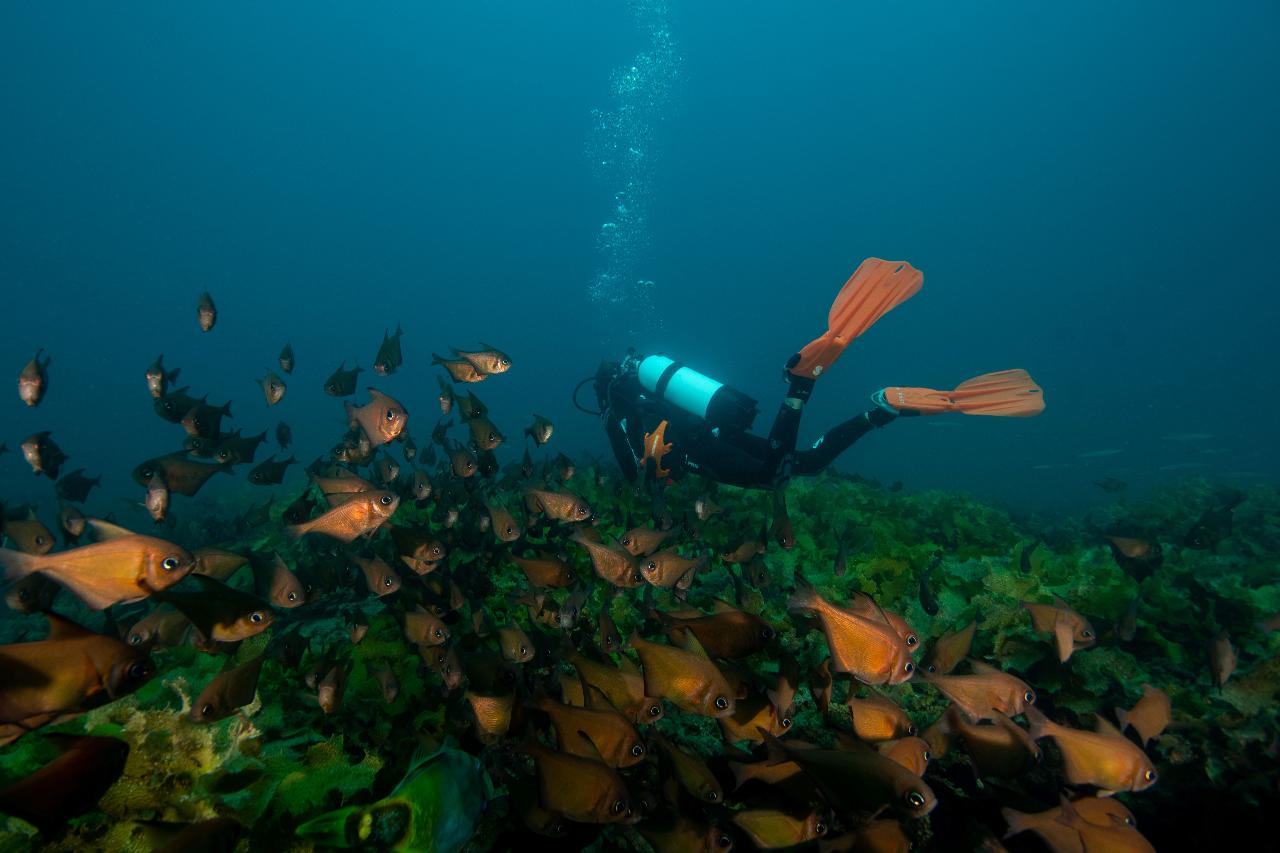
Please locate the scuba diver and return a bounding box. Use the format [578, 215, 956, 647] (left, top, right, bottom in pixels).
[582, 258, 1044, 490]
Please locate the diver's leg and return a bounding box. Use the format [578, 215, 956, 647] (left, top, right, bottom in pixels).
[790, 407, 897, 475]
[764, 375, 816, 462]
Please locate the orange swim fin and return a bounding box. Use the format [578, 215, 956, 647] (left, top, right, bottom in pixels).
[788, 258, 923, 379]
[876, 370, 1045, 417]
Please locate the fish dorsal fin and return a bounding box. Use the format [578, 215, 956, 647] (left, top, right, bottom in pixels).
[45, 612, 96, 641]
[968, 659, 1002, 676]
[87, 518, 136, 541]
[680, 631, 712, 660]
[1093, 714, 1124, 738]
[582, 684, 615, 713]
[574, 729, 607, 763]
[616, 654, 640, 675]
[1052, 611, 1076, 662]
[850, 591, 892, 626]
[709, 597, 738, 615]
[1052, 595, 1071, 610]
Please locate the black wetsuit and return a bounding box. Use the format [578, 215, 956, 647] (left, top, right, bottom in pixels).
[594, 359, 896, 490]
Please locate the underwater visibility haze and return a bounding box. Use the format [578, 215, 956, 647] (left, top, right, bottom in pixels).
[2, 2, 1279, 851]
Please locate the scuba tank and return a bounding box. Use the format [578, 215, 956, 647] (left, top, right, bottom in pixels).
[636, 355, 759, 432]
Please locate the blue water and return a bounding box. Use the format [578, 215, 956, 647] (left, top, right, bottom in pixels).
[2, 1, 1277, 517]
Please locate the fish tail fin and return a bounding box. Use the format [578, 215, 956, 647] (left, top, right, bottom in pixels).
[431, 353, 447, 366]
[1114, 706, 1130, 733]
[728, 761, 752, 791]
[760, 729, 790, 765]
[787, 575, 819, 612]
[0, 548, 41, 582]
[1022, 704, 1053, 740]
[1000, 807, 1030, 838]
[285, 522, 306, 540]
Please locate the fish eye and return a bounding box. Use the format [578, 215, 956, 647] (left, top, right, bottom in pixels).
[706, 790, 718, 802]
[201, 702, 214, 717]
[645, 561, 657, 572]
[906, 790, 926, 808]
[714, 696, 729, 710]
[923, 750, 931, 761]
[632, 573, 644, 583]
[128, 632, 143, 645]
[647, 705, 661, 717]
[781, 717, 792, 728]
[611, 800, 626, 814]
[631, 744, 645, 756]
[519, 645, 528, 655]
[385, 409, 397, 421]
[287, 591, 298, 602]
[380, 494, 394, 505]
[906, 634, 918, 646]
[1144, 769, 1157, 782]
[250, 611, 265, 624]
[141, 467, 154, 479]
[162, 556, 181, 571]
[34, 535, 46, 546]
[620, 536, 632, 546]
[129, 661, 153, 679]
[1024, 690, 1036, 704]
[383, 576, 394, 587]
[903, 661, 915, 674]
[1082, 629, 1094, 639]
[1125, 816, 1136, 827]
[716, 836, 732, 849]
[926, 664, 937, 673]
[761, 627, 774, 640]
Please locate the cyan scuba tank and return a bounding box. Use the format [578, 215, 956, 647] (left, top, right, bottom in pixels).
[636, 355, 759, 432]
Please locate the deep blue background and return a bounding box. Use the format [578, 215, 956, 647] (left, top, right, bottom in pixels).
[2, 1, 1277, 520]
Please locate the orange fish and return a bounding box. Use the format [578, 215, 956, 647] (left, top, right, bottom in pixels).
[1115, 684, 1172, 746]
[0, 734, 129, 834]
[920, 660, 1036, 721]
[639, 547, 705, 589]
[17, 349, 51, 407]
[524, 738, 631, 824]
[732, 809, 825, 849]
[944, 706, 1040, 779]
[619, 525, 676, 557]
[1023, 596, 1096, 662]
[572, 532, 643, 588]
[192, 547, 249, 581]
[453, 344, 512, 376]
[638, 816, 735, 853]
[0, 614, 155, 745]
[351, 554, 402, 596]
[498, 624, 535, 663]
[511, 552, 575, 589]
[253, 553, 306, 608]
[924, 621, 976, 675]
[1003, 795, 1149, 853]
[532, 688, 646, 768]
[525, 488, 592, 523]
[286, 491, 399, 542]
[345, 388, 408, 447]
[132, 452, 230, 497]
[876, 737, 931, 778]
[196, 291, 217, 331]
[718, 691, 793, 744]
[0, 535, 195, 611]
[847, 690, 916, 742]
[566, 647, 664, 725]
[403, 608, 450, 646]
[465, 690, 514, 744]
[3, 516, 55, 555]
[640, 420, 673, 477]
[466, 416, 504, 451]
[190, 652, 267, 722]
[652, 600, 775, 660]
[654, 731, 723, 804]
[631, 632, 736, 718]
[486, 503, 522, 542]
[789, 579, 915, 685]
[1024, 705, 1157, 795]
[125, 606, 191, 649]
[432, 352, 489, 383]
[1208, 631, 1236, 687]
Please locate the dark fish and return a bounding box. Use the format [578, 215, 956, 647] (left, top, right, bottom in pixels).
[153, 386, 203, 423]
[181, 400, 233, 438]
[466, 415, 504, 451]
[373, 324, 404, 376]
[144, 355, 181, 399]
[525, 414, 554, 446]
[369, 661, 399, 703]
[17, 349, 51, 407]
[560, 585, 591, 630]
[352, 554, 402, 596]
[1094, 477, 1128, 493]
[246, 455, 296, 486]
[276, 421, 292, 449]
[919, 556, 940, 616]
[157, 575, 274, 642]
[196, 291, 217, 331]
[148, 818, 243, 853]
[770, 491, 795, 550]
[448, 443, 477, 478]
[552, 452, 575, 481]
[1208, 630, 1236, 687]
[651, 601, 775, 659]
[599, 608, 623, 653]
[278, 342, 295, 374]
[456, 390, 488, 421]
[260, 369, 287, 406]
[213, 429, 269, 465]
[324, 362, 363, 397]
[349, 615, 369, 644]
[237, 496, 274, 530]
[253, 553, 306, 608]
[54, 469, 101, 504]
[59, 503, 87, 544]
[1106, 535, 1164, 581]
[3, 514, 55, 555]
[437, 376, 455, 414]
[408, 469, 432, 501]
[520, 446, 535, 478]
[281, 490, 317, 526]
[133, 452, 231, 497]
[5, 574, 58, 614]
[190, 652, 267, 722]
[317, 664, 347, 714]
[402, 435, 418, 462]
[1185, 492, 1243, 549]
[21, 432, 69, 479]
[0, 735, 129, 833]
[373, 453, 399, 486]
[523, 738, 630, 824]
